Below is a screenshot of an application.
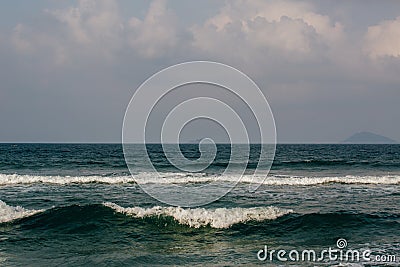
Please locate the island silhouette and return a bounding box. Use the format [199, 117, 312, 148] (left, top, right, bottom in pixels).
[343, 131, 397, 144]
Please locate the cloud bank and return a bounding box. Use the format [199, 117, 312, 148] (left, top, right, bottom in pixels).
[1, 0, 400, 142]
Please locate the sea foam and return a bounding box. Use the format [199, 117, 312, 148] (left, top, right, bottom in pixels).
[103, 202, 293, 228]
[0, 174, 137, 185]
[0, 173, 399, 186]
[0, 200, 43, 223]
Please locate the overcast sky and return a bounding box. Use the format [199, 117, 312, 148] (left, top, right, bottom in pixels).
[0, 0, 399, 143]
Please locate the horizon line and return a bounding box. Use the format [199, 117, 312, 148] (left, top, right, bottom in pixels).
[0, 142, 398, 145]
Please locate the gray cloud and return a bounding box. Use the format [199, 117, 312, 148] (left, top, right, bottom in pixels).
[1, 0, 399, 143]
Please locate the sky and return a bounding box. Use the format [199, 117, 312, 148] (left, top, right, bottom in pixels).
[0, 0, 399, 143]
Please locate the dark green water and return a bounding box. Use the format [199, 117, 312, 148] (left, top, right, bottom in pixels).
[0, 144, 399, 266]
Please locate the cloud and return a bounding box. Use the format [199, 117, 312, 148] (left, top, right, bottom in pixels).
[11, 0, 178, 64]
[364, 16, 400, 59]
[46, 0, 123, 45]
[9, 0, 347, 67]
[1, 0, 400, 142]
[191, 0, 344, 61]
[127, 0, 178, 58]
[11, 24, 34, 53]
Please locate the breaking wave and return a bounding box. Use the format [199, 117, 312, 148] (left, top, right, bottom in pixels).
[0, 200, 292, 228]
[1, 173, 399, 186]
[103, 202, 293, 228]
[0, 200, 43, 223]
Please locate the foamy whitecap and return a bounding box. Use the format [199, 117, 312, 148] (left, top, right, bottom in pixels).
[237, 175, 400, 186]
[0, 174, 137, 185]
[0, 173, 399, 186]
[0, 200, 44, 223]
[136, 174, 400, 185]
[103, 202, 293, 228]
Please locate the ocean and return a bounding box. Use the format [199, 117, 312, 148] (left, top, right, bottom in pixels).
[0, 144, 399, 266]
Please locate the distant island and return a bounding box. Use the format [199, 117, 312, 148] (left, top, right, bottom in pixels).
[343, 131, 398, 144]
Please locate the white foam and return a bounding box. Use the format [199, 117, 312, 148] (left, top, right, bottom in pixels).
[0, 173, 399, 186]
[0, 174, 137, 185]
[236, 175, 400, 186]
[136, 174, 400, 185]
[0, 200, 44, 223]
[103, 202, 293, 228]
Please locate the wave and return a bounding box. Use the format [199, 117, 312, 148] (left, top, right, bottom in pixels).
[1, 201, 397, 232]
[103, 202, 293, 228]
[0, 200, 292, 228]
[135, 174, 400, 185]
[1, 173, 400, 186]
[238, 175, 400, 185]
[0, 200, 43, 223]
[0, 174, 137, 185]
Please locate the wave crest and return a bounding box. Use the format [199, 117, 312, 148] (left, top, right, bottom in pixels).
[0, 174, 137, 185]
[103, 202, 293, 228]
[0, 200, 43, 223]
[1, 173, 399, 186]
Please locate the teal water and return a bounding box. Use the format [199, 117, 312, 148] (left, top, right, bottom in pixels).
[0, 144, 399, 266]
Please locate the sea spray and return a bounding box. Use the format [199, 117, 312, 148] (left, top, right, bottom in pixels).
[103, 202, 293, 228]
